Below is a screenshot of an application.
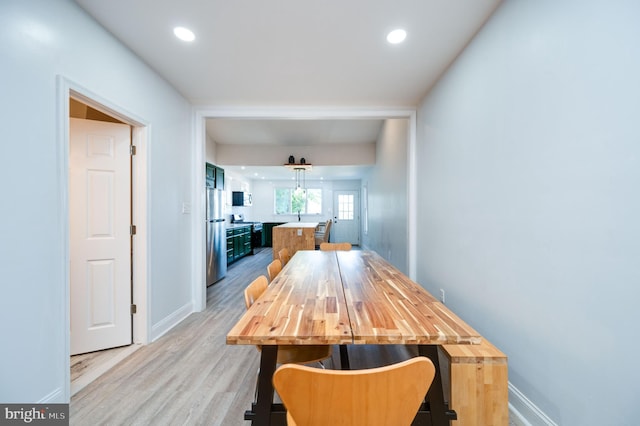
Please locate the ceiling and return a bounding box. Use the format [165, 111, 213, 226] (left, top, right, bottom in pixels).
[74, 0, 502, 180]
[209, 118, 381, 180]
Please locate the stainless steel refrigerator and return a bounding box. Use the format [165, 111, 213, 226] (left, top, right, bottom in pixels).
[206, 188, 226, 285]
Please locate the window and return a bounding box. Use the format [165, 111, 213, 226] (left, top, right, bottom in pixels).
[337, 193, 354, 220]
[275, 188, 322, 215]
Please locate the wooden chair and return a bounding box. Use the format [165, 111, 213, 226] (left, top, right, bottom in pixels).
[323, 220, 332, 243]
[278, 248, 291, 267]
[314, 219, 332, 248]
[273, 357, 435, 426]
[267, 259, 282, 282]
[319, 242, 352, 251]
[244, 275, 269, 309]
[243, 275, 332, 365]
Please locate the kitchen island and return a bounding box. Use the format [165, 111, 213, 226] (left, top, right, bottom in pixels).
[272, 222, 318, 260]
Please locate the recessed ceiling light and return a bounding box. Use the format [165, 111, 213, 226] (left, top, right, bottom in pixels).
[173, 26, 195, 42]
[387, 29, 407, 44]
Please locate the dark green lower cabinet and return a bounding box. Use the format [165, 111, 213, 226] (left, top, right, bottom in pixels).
[227, 225, 252, 265]
[262, 222, 286, 247]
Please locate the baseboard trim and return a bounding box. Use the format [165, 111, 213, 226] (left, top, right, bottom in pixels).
[150, 302, 193, 342]
[508, 382, 558, 426]
[38, 387, 64, 403]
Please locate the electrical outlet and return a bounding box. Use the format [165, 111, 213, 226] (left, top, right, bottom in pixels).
[439, 289, 445, 304]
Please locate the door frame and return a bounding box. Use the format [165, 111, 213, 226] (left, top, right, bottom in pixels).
[192, 107, 417, 312]
[57, 77, 150, 400]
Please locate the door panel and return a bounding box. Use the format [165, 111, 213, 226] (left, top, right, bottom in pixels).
[332, 190, 360, 245]
[70, 117, 132, 355]
[87, 259, 115, 327]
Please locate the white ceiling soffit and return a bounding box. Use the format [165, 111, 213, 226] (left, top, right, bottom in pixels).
[224, 165, 373, 182]
[209, 119, 380, 181]
[73, 0, 503, 107]
[206, 119, 384, 145]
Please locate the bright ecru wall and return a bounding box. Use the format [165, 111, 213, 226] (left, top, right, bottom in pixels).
[0, 0, 193, 402]
[416, 1, 640, 424]
[362, 119, 409, 273]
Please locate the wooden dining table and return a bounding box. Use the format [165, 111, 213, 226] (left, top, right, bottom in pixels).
[226, 250, 482, 426]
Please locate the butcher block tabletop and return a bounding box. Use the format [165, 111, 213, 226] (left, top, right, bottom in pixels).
[227, 250, 481, 346]
[336, 250, 481, 345]
[226, 250, 353, 345]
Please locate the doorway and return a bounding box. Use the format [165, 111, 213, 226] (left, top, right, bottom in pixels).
[61, 80, 150, 400]
[332, 190, 360, 245]
[193, 107, 418, 311]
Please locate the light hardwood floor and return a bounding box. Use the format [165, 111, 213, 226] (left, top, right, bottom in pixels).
[71, 344, 141, 396]
[71, 247, 522, 426]
[71, 248, 272, 425]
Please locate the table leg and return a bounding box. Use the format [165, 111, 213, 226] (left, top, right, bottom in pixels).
[339, 344, 350, 370]
[418, 345, 450, 426]
[251, 346, 278, 426]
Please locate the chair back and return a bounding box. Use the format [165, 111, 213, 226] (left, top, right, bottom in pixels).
[323, 220, 332, 243]
[267, 259, 282, 282]
[244, 275, 269, 309]
[273, 357, 435, 426]
[319, 242, 352, 251]
[278, 248, 291, 266]
[315, 220, 332, 247]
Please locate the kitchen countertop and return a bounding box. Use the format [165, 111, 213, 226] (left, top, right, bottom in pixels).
[274, 222, 319, 228]
[226, 223, 255, 230]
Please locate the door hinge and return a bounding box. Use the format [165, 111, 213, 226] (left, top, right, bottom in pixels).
[130, 145, 137, 156]
[130, 304, 137, 315]
[130, 225, 137, 235]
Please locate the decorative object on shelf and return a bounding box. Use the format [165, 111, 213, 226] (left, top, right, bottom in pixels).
[300, 157, 306, 164]
[288, 155, 295, 164]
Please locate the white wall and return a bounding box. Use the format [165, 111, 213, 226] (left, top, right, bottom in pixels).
[0, 0, 193, 402]
[362, 119, 409, 273]
[250, 179, 361, 224]
[216, 142, 375, 167]
[205, 133, 217, 164]
[416, 1, 640, 424]
[223, 169, 253, 218]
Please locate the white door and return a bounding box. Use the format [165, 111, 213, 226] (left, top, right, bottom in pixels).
[332, 190, 360, 245]
[70, 118, 132, 355]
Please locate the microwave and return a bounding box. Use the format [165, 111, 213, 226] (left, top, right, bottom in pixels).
[232, 191, 252, 206]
